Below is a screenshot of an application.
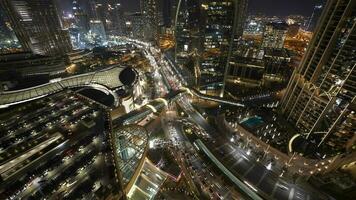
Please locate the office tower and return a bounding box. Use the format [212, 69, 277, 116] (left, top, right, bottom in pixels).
[90, 20, 107, 43]
[94, 1, 108, 30]
[125, 12, 146, 39]
[143, 0, 159, 41]
[73, 0, 89, 33]
[281, 0, 356, 155]
[175, 0, 201, 60]
[200, 0, 248, 95]
[307, 0, 326, 32]
[173, 0, 201, 86]
[162, 0, 175, 28]
[261, 22, 288, 49]
[0, 0, 72, 56]
[109, 1, 126, 36]
[88, 0, 99, 20]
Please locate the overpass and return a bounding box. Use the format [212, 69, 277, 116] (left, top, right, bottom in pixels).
[0, 66, 128, 108]
[112, 90, 186, 126]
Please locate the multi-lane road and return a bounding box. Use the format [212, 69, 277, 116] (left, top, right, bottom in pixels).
[148, 41, 333, 200]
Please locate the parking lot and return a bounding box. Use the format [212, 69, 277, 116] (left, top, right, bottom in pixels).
[0, 91, 122, 199]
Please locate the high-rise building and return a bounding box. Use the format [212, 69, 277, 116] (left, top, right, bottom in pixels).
[88, 0, 99, 20]
[85, 0, 126, 36]
[125, 12, 146, 39]
[306, 0, 326, 32]
[173, 0, 202, 86]
[143, 0, 159, 42]
[90, 20, 107, 43]
[73, 0, 90, 33]
[94, 1, 108, 30]
[0, 0, 72, 56]
[200, 0, 248, 95]
[175, 0, 201, 60]
[281, 0, 356, 156]
[110, 1, 126, 36]
[162, 0, 175, 28]
[261, 22, 288, 49]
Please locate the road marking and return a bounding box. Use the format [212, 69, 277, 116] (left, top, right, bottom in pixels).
[271, 180, 279, 197]
[242, 164, 256, 177]
[256, 170, 268, 186]
[288, 187, 295, 200]
[231, 157, 244, 168]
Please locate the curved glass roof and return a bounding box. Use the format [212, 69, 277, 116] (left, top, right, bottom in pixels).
[112, 125, 148, 187]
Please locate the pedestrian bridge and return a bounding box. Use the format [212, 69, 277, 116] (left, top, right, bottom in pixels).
[0, 66, 132, 108]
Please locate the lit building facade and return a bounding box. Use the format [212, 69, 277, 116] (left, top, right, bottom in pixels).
[306, 0, 326, 32]
[0, 0, 72, 56]
[162, 0, 177, 28]
[244, 17, 264, 35]
[143, 0, 159, 42]
[90, 20, 107, 43]
[200, 0, 248, 95]
[125, 12, 146, 39]
[175, 0, 201, 63]
[261, 22, 288, 49]
[281, 0, 356, 156]
[73, 0, 90, 33]
[228, 47, 291, 87]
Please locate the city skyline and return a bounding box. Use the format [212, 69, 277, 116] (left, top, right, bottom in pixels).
[57, 0, 317, 16]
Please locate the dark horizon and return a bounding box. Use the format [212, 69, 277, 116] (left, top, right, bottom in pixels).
[57, 0, 316, 17]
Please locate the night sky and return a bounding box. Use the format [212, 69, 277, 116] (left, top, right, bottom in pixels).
[58, 0, 316, 17]
[119, 0, 316, 16]
[248, 0, 316, 16]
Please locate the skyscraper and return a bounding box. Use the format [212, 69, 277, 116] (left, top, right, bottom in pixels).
[90, 20, 107, 43]
[109, 1, 126, 36]
[281, 0, 355, 155]
[162, 0, 175, 28]
[0, 0, 72, 56]
[125, 12, 146, 39]
[261, 22, 288, 49]
[94, 1, 108, 30]
[175, 0, 201, 60]
[143, 0, 159, 42]
[306, 0, 326, 32]
[73, 0, 90, 33]
[200, 0, 248, 95]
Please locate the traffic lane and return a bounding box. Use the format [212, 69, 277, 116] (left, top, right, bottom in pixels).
[273, 181, 292, 200]
[0, 133, 62, 176]
[161, 119, 200, 194]
[177, 120, 245, 200]
[177, 99, 217, 136]
[210, 141, 323, 200]
[245, 165, 267, 185]
[18, 144, 98, 199]
[258, 173, 278, 195]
